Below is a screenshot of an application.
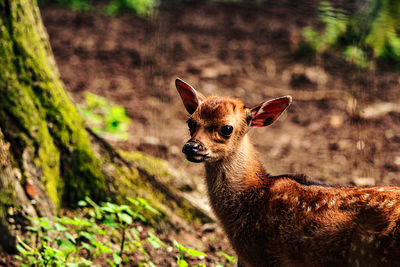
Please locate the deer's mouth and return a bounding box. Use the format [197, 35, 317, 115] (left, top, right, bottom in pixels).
[182, 141, 209, 163]
[185, 153, 209, 163]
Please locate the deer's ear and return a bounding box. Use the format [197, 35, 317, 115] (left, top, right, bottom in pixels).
[175, 78, 205, 114]
[248, 96, 292, 127]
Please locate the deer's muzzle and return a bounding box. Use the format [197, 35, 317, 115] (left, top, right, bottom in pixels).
[182, 140, 208, 162]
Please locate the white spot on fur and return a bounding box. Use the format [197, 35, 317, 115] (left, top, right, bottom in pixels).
[363, 193, 370, 199]
[307, 206, 312, 212]
[330, 198, 336, 206]
[378, 202, 385, 209]
[367, 235, 374, 243]
[315, 203, 320, 209]
[388, 200, 395, 207]
[378, 188, 384, 191]
[322, 199, 327, 205]
[282, 193, 288, 200]
[350, 197, 357, 204]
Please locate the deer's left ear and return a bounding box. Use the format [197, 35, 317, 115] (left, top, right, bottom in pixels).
[175, 78, 206, 115]
[248, 96, 292, 127]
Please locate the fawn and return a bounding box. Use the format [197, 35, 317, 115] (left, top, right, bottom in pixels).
[175, 78, 400, 267]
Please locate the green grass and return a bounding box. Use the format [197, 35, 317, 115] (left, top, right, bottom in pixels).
[16, 197, 237, 266]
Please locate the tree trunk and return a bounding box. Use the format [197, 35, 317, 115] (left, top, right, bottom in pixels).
[0, 0, 212, 252]
[0, 129, 37, 253]
[0, 0, 110, 212]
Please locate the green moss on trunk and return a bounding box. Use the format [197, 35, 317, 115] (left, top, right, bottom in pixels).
[0, 0, 107, 209]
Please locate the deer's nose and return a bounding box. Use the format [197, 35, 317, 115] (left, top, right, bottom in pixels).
[182, 141, 201, 155]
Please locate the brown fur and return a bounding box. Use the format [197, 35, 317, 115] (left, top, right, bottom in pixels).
[176, 80, 400, 267]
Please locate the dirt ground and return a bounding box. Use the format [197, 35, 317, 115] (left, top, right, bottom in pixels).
[9, 1, 400, 265]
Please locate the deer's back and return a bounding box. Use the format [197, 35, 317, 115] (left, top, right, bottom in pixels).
[222, 175, 400, 266]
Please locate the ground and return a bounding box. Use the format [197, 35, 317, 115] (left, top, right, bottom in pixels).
[5, 0, 400, 265]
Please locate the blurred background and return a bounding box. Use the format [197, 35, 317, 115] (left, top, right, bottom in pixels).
[41, 0, 400, 186]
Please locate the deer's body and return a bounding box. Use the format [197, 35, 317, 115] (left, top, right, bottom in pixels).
[207, 156, 400, 266]
[175, 79, 400, 266]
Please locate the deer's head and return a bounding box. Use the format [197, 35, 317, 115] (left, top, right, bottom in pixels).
[176, 78, 291, 163]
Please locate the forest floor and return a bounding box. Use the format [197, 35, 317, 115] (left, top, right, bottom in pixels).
[5, 1, 400, 266]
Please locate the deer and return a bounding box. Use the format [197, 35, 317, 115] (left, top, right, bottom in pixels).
[175, 78, 400, 267]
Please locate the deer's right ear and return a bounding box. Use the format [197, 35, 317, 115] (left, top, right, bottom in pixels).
[175, 78, 205, 114]
[248, 96, 292, 127]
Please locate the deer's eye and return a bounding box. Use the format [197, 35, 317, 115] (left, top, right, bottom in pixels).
[220, 125, 233, 137]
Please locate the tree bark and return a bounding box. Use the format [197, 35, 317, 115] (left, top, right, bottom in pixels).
[0, 0, 110, 212]
[0, 129, 37, 253]
[0, 0, 212, 252]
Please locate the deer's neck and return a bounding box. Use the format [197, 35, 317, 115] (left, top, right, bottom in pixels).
[204, 135, 267, 215]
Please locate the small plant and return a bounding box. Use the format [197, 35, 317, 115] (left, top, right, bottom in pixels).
[38, 0, 157, 16]
[104, 0, 157, 16]
[302, 1, 348, 53]
[15, 216, 95, 266]
[217, 251, 237, 264]
[16, 197, 161, 266]
[77, 92, 131, 141]
[38, 0, 91, 11]
[343, 45, 369, 68]
[80, 197, 160, 266]
[173, 240, 208, 267]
